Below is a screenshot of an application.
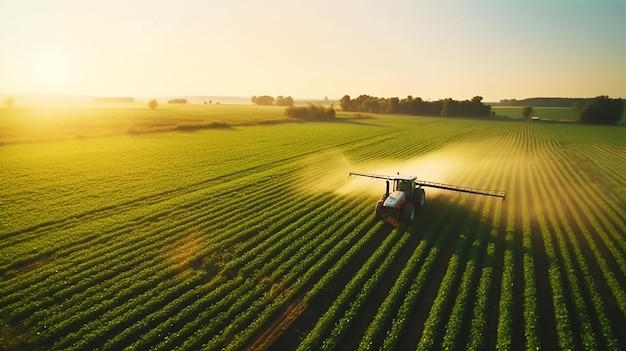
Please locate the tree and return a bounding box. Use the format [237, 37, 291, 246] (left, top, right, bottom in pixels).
[579, 96, 624, 125]
[4, 97, 15, 108]
[148, 99, 158, 110]
[251, 95, 275, 106]
[471, 96, 483, 104]
[276, 96, 294, 107]
[339, 95, 352, 111]
[362, 99, 381, 113]
[386, 97, 400, 114]
[522, 106, 533, 120]
[440, 98, 451, 116]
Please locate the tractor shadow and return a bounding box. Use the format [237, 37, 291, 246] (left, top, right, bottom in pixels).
[370, 193, 496, 351]
[394, 192, 539, 351]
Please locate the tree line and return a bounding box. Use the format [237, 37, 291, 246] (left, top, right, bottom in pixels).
[156, 93, 622, 125]
[339, 95, 492, 117]
[498, 97, 591, 107]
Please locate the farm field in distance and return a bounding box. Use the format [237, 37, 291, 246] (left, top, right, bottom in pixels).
[491, 106, 579, 121]
[492, 105, 626, 123]
[0, 104, 295, 145]
[1, 104, 625, 350]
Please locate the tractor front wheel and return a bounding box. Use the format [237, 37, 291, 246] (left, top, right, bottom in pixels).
[402, 203, 415, 223]
[375, 200, 384, 219]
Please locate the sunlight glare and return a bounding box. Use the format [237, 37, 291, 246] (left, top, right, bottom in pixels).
[30, 51, 72, 88]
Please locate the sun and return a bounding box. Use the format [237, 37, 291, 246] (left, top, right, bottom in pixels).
[30, 51, 72, 88]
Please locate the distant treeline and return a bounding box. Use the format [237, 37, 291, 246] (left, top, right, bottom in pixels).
[168, 98, 188, 104]
[339, 95, 492, 117]
[498, 97, 593, 107]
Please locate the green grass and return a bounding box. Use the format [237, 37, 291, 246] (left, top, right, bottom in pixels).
[491, 106, 579, 120]
[1, 107, 624, 350]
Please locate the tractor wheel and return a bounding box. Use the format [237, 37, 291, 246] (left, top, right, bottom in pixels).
[414, 188, 425, 207]
[402, 203, 415, 223]
[375, 200, 384, 219]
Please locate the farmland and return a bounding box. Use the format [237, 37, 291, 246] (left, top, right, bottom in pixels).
[491, 106, 580, 121]
[491, 105, 626, 124]
[1, 105, 625, 350]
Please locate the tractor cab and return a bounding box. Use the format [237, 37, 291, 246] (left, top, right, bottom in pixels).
[393, 175, 417, 197]
[382, 175, 419, 209]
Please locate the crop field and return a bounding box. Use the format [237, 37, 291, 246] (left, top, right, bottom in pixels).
[1, 105, 625, 350]
[0, 104, 295, 146]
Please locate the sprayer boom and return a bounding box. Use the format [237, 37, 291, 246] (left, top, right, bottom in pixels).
[348, 171, 396, 180]
[416, 180, 506, 201]
[348, 171, 506, 199]
[348, 171, 507, 227]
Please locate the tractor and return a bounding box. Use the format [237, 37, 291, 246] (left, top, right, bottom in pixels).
[349, 172, 506, 227]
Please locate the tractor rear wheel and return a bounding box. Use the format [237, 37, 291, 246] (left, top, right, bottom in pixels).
[402, 203, 415, 223]
[414, 188, 425, 207]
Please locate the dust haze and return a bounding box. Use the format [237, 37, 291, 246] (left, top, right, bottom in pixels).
[294, 142, 498, 199]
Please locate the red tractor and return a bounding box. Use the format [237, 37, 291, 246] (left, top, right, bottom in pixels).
[349, 172, 506, 227]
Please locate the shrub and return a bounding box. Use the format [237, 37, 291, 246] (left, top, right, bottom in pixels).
[284, 104, 335, 120]
[148, 99, 158, 110]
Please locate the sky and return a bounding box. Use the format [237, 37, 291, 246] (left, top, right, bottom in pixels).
[1, 0, 624, 101]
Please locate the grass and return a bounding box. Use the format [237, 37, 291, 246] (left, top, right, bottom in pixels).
[491, 106, 579, 120]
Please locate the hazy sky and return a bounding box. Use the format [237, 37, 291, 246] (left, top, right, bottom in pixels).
[1, 0, 624, 101]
